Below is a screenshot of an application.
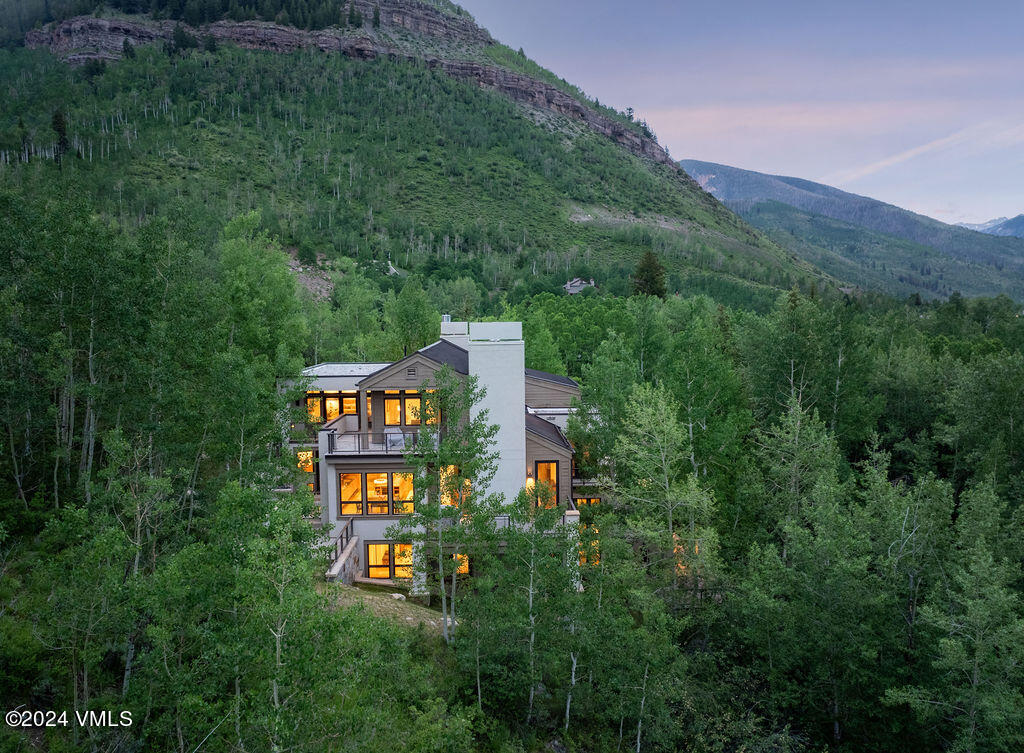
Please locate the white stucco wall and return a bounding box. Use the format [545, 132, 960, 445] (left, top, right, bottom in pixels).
[468, 322, 525, 508]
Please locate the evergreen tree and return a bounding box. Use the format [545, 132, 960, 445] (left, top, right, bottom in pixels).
[51, 108, 68, 164]
[632, 250, 666, 297]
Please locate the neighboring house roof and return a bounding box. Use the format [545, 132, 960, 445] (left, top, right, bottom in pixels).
[525, 368, 579, 388]
[302, 362, 392, 377]
[525, 410, 572, 450]
[563, 277, 596, 294]
[419, 340, 469, 374]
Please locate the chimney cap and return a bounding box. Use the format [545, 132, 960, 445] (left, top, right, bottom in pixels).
[441, 314, 452, 323]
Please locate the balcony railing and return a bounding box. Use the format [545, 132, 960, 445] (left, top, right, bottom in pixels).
[326, 429, 420, 454]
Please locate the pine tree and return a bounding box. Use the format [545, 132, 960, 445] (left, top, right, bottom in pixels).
[51, 108, 68, 165]
[373, 3, 380, 27]
[632, 250, 666, 298]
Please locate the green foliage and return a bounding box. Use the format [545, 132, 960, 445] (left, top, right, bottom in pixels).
[0, 44, 820, 308]
[632, 250, 666, 298]
[4, 24, 1024, 753]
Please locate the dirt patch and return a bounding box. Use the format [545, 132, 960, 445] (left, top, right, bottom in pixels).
[321, 582, 448, 633]
[286, 248, 334, 301]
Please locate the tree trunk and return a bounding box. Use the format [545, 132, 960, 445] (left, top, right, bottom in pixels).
[635, 663, 649, 753]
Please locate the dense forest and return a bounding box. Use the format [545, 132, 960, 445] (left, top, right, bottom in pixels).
[0, 42, 821, 311]
[1, 16, 1023, 753]
[3, 175, 1023, 751]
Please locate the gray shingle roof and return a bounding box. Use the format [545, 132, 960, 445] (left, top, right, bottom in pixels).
[525, 410, 572, 450]
[525, 368, 579, 389]
[419, 340, 469, 374]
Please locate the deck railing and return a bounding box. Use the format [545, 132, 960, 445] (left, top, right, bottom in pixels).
[326, 429, 421, 454]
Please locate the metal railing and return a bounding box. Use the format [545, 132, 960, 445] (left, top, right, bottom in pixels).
[329, 516, 354, 567]
[326, 429, 421, 454]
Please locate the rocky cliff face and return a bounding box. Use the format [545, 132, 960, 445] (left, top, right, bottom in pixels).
[25, 9, 674, 168]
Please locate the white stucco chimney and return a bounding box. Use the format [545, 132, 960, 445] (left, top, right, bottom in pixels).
[468, 322, 525, 506]
[439, 317, 470, 350]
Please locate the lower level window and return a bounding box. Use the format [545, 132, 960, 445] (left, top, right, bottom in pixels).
[367, 542, 413, 579]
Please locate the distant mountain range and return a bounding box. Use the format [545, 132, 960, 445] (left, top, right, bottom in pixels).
[958, 215, 1024, 238]
[681, 160, 1024, 300]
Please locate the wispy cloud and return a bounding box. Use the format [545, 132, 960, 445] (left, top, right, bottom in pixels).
[825, 120, 1024, 185]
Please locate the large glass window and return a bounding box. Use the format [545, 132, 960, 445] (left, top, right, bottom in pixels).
[324, 394, 341, 421]
[367, 543, 391, 579]
[384, 398, 402, 426]
[366, 472, 389, 514]
[404, 397, 422, 426]
[297, 450, 316, 492]
[340, 473, 362, 516]
[440, 465, 459, 506]
[394, 544, 413, 579]
[305, 395, 322, 422]
[535, 461, 558, 507]
[367, 542, 413, 579]
[392, 472, 414, 514]
[342, 392, 358, 415]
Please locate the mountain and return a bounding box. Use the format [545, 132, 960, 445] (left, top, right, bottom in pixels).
[961, 214, 1024, 239]
[681, 159, 1024, 300]
[0, 4, 832, 312]
[957, 217, 1009, 233]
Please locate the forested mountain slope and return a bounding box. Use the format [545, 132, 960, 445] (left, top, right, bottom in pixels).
[985, 214, 1024, 238]
[682, 159, 1024, 300]
[0, 5, 830, 310]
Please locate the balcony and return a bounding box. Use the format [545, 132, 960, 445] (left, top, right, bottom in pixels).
[326, 429, 420, 455]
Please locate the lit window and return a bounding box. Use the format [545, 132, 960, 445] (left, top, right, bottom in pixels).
[366, 393, 372, 418]
[367, 473, 389, 514]
[306, 394, 322, 421]
[384, 398, 401, 426]
[575, 497, 600, 506]
[385, 390, 400, 394]
[535, 461, 558, 507]
[340, 473, 362, 516]
[394, 544, 413, 579]
[342, 392, 358, 415]
[368, 543, 391, 579]
[325, 394, 341, 421]
[405, 397, 422, 426]
[424, 389, 439, 424]
[440, 465, 459, 506]
[454, 553, 469, 575]
[392, 472, 414, 514]
[296, 450, 313, 473]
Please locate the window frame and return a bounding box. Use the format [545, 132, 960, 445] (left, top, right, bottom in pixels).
[305, 390, 360, 424]
[365, 541, 413, 580]
[534, 460, 559, 507]
[365, 472, 390, 515]
[338, 470, 415, 516]
[339, 472, 363, 516]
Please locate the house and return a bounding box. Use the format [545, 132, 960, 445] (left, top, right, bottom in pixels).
[563, 277, 596, 295]
[290, 318, 593, 583]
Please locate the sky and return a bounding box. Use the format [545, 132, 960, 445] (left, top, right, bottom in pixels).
[457, 0, 1024, 224]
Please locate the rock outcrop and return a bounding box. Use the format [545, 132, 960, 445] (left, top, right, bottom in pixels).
[25, 9, 674, 168]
